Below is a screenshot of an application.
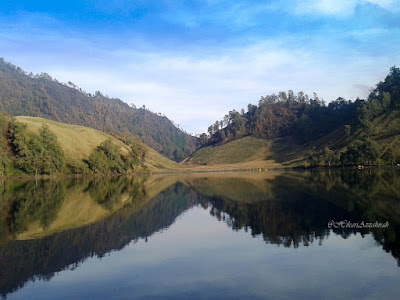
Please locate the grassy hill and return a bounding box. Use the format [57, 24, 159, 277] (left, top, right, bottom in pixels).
[187, 109, 400, 168]
[186, 136, 296, 168]
[0, 58, 198, 161]
[188, 67, 400, 168]
[15, 116, 180, 172]
[13, 109, 400, 173]
[188, 137, 271, 165]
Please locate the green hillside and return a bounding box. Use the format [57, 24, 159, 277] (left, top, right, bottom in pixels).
[16, 116, 127, 161]
[188, 110, 400, 168]
[188, 136, 303, 167]
[2, 116, 180, 175]
[0, 58, 198, 161]
[189, 66, 400, 168]
[188, 137, 272, 165]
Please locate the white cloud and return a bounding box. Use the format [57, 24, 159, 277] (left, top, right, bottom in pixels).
[292, 0, 400, 17]
[5, 36, 398, 134]
[1, 7, 399, 134]
[294, 0, 358, 17]
[365, 0, 399, 10]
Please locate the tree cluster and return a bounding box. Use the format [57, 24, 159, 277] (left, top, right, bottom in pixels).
[10, 123, 64, 175]
[0, 112, 11, 176]
[306, 137, 396, 167]
[202, 90, 360, 146]
[202, 66, 400, 166]
[87, 135, 147, 174]
[0, 112, 148, 176]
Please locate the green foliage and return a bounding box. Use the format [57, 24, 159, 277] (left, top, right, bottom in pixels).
[86, 177, 129, 210]
[0, 112, 10, 135]
[5, 180, 66, 235]
[205, 88, 360, 147]
[340, 139, 381, 166]
[0, 149, 10, 176]
[382, 146, 400, 166]
[0, 113, 154, 176]
[199, 133, 208, 146]
[0, 176, 148, 244]
[0, 112, 10, 176]
[10, 122, 65, 175]
[321, 147, 335, 167]
[344, 125, 351, 137]
[66, 159, 91, 175]
[306, 146, 339, 167]
[375, 66, 400, 107]
[358, 66, 400, 123]
[122, 133, 147, 168]
[88, 137, 146, 174]
[307, 148, 318, 167]
[39, 125, 65, 174]
[88, 140, 120, 174]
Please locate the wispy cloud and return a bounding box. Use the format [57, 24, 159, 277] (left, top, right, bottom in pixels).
[30, 37, 397, 133]
[290, 0, 400, 17]
[0, 2, 399, 134]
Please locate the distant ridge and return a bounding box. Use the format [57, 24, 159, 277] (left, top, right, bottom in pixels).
[188, 66, 400, 167]
[0, 58, 198, 161]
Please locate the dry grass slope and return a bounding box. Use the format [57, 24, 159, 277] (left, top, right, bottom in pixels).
[187, 111, 400, 169]
[186, 136, 285, 169]
[189, 137, 271, 165]
[17, 110, 400, 173]
[15, 116, 180, 171]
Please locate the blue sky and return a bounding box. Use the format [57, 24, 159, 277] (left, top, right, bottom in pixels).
[1, 0, 399, 134]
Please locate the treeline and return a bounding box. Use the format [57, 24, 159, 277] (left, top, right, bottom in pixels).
[308, 66, 400, 166]
[306, 139, 385, 167]
[201, 66, 400, 166]
[0, 58, 198, 162]
[202, 91, 359, 145]
[0, 112, 147, 176]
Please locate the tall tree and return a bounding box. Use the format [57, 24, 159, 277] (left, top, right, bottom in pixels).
[39, 125, 64, 174]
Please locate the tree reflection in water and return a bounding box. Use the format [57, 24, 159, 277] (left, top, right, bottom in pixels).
[0, 168, 399, 297]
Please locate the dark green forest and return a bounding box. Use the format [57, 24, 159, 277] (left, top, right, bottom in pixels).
[201, 66, 400, 166]
[0, 58, 198, 162]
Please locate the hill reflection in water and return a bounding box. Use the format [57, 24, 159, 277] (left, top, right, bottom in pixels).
[0, 169, 399, 298]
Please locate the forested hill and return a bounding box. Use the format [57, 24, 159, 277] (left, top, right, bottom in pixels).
[195, 66, 400, 167]
[0, 58, 198, 161]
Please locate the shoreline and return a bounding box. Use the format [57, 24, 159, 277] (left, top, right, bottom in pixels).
[1, 164, 397, 180]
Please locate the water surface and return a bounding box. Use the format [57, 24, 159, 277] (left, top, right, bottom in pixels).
[1, 169, 399, 299]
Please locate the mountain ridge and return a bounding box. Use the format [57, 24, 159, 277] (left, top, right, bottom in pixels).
[0, 58, 198, 161]
[189, 66, 400, 167]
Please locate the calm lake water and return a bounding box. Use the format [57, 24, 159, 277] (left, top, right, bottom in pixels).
[1, 169, 400, 299]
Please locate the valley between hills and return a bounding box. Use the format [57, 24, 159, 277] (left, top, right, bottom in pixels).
[1, 58, 400, 177]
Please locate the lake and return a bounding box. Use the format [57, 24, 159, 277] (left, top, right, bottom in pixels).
[1, 169, 400, 299]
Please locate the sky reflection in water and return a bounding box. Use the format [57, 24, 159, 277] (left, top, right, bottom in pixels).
[1, 169, 400, 299]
